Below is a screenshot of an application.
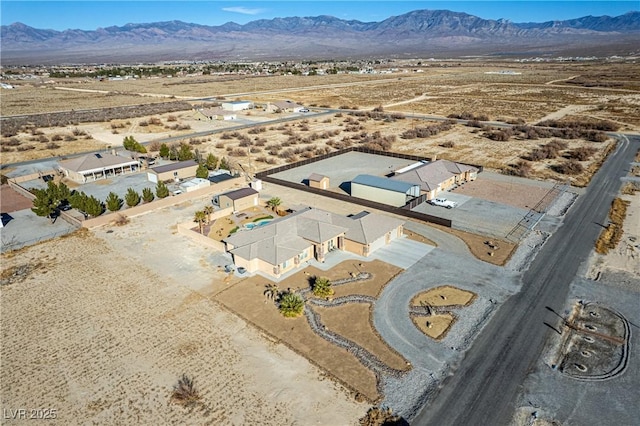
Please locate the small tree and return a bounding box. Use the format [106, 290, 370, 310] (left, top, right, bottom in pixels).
[31, 188, 56, 222]
[123, 136, 146, 153]
[267, 197, 282, 212]
[159, 143, 170, 159]
[194, 210, 207, 234]
[206, 153, 218, 170]
[312, 276, 334, 298]
[84, 195, 104, 217]
[196, 163, 209, 179]
[156, 181, 169, 199]
[57, 182, 71, 205]
[69, 190, 88, 213]
[142, 187, 154, 203]
[278, 291, 304, 318]
[105, 192, 123, 212]
[178, 143, 194, 161]
[125, 188, 141, 207]
[219, 157, 230, 171]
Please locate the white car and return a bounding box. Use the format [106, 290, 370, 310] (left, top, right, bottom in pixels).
[428, 198, 458, 209]
[299, 108, 309, 113]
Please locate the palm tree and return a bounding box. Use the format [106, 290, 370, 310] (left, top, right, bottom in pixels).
[278, 291, 304, 318]
[267, 197, 282, 213]
[203, 205, 214, 224]
[312, 276, 334, 298]
[194, 210, 207, 234]
[263, 283, 279, 304]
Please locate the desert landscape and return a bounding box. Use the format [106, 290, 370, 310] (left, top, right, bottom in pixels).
[2, 57, 639, 425]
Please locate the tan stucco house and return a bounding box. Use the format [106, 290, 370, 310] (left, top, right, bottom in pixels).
[215, 187, 259, 211]
[224, 207, 404, 278]
[390, 159, 478, 200]
[58, 152, 139, 184]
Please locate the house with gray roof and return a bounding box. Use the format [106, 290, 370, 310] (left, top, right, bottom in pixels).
[58, 152, 140, 184]
[390, 159, 478, 200]
[351, 174, 421, 207]
[224, 207, 404, 278]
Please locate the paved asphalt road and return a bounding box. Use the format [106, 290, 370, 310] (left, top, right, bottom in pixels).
[414, 134, 639, 425]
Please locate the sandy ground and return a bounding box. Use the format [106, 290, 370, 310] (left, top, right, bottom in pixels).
[0, 232, 368, 424]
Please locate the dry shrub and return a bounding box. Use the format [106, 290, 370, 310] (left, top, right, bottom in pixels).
[112, 214, 130, 226]
[359, 406, 405, 426]
[170, 374, 201, 408]
[595, 198, 630, 254]
[505, 161, 532, 177]
[567, 146, 597, 161]
[553, 160, 584, 175]
[621, 182, 640, 195]
[230, 148, 247, 157]
[440, 141, 455, 148]
[167, 115, 177, 122]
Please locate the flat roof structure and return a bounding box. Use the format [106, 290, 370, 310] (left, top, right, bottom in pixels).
[352, 174, 418, 193]
[222, 187, 259, 200]
[150, 160, 198, 174]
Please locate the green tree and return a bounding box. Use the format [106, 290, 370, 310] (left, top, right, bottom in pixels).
[156, 181, 169, 199]
[205, 153, 218, 170]
[312, 276, 334, 298]
[142, 187, 154, 203]
[178, 143, 194, 161]
[105, 192, 123, 212]
[219, 157, 230, 171]
[278, 291, 304, 318]
[69, 190, 88, 213]
[125, 188, 141, 207]
[159, 143, 170, 159]
[57, 182, 71, 205]
[31, 188, 56, 222]
[267, 197, 282, 212]
[84, 195, 104, 217]
[123, 136, 147, 153]
[193, 210, 207, 234]
[195, 163, 209, 179]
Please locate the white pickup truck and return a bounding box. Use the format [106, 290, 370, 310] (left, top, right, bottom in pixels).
[428, 198, 458, 209]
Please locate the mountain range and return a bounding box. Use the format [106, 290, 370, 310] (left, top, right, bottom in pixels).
[2, 9, 639, 64]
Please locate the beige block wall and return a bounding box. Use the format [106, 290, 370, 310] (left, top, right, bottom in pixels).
[233, 195, 258, 211]
[82, 177, 242, 228]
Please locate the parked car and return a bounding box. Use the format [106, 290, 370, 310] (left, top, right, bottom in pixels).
[428, 198, 458, 209]
[299, 108, 309, 113]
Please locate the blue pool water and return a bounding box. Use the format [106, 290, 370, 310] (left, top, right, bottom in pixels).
[245, 219, 273, 230]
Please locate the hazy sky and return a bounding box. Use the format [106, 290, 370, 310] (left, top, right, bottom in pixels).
[2, 1, 638, 30]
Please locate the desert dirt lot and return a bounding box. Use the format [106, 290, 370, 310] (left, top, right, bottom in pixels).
[0, 232, 368, 425]
[2, 61, 636, 187]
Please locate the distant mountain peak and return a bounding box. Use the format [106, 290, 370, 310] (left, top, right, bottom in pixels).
[1, 9, 639, 64]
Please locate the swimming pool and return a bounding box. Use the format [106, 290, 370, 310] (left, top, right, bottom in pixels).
[244, 219, 273, 230]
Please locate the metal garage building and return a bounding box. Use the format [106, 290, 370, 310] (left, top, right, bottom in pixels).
[351, 174, 420, 207]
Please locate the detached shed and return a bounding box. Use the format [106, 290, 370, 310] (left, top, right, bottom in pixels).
[215, 187, 259, 211]
[308, 173, 329, 190]
[147, 160, 198, 183]
[351, 174, 420, 207]
[221, 101, 251, 111]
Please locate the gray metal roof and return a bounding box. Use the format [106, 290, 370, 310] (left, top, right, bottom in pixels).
[222, 187, 259, 200]
[150, 160, 198, 174]
[352, 174, 417, 193]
